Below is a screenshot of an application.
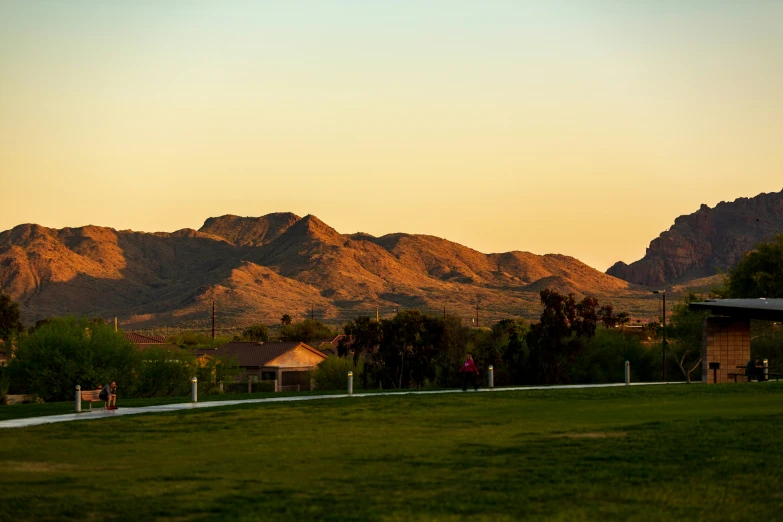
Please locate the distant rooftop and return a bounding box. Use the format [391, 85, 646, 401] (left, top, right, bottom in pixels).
[689, 299, 783, 322]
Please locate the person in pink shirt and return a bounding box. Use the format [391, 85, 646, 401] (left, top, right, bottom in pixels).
[459, 353, 480, 391]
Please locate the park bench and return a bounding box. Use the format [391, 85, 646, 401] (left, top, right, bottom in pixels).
[80, 389, 107, 411]
[728, 368, 783, 383]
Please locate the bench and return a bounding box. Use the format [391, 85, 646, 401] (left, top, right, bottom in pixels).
[80, 389, 107, 411]
[727, 371, 783, 383]
[728, 371, 747, 383]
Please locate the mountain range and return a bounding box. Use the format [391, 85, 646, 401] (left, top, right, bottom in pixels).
[1, 188, 780, 330]
[1, 213, 645, 329]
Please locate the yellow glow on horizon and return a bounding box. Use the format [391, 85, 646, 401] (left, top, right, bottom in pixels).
[1, 2, 781, 271]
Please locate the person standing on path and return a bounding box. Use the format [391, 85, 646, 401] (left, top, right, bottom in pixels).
[460, 354, 480, 391]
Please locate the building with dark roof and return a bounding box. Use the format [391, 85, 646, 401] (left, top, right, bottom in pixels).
[198, 341, 327, 391]
[689, 298, 782, 383]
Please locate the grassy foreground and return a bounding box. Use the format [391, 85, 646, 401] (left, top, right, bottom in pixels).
[1, 384, 782, 521]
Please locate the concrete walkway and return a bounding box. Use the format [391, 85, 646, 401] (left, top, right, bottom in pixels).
[0, 381, 683, 430]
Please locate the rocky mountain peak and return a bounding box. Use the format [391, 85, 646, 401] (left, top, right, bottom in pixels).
[607, 189, 783, 286]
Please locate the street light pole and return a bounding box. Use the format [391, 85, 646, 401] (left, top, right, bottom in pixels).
[653, 290, 666, 382]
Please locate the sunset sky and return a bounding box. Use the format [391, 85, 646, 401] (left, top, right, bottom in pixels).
[1, 1, 781, 271]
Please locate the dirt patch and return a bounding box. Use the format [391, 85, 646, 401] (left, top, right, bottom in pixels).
[549, 431, 627, 439]
[2, 461, 125, 473]
[3, 461, 79, 473]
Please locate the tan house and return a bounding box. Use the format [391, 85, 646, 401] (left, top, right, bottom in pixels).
[199, 341, 327, 391]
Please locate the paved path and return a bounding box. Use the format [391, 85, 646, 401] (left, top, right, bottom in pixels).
[0, 381, 683, 430]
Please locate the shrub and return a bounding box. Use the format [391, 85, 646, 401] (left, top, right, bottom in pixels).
[313, 356, 364, 390]
[6, 317, 140, 401]
[132, 346, 195, 398]
[571, 328, 659, 384]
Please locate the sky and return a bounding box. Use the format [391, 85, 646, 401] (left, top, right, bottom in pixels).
[1, 1, 781, 271]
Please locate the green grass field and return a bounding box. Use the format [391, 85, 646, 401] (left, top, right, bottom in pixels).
[1, 383, 782, 521]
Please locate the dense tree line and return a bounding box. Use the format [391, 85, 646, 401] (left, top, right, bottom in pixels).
[332, 290, 654, 389]
[3, 317, 239, 401]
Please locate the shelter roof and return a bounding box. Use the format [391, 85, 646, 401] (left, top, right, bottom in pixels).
[688, 298, 783, 321]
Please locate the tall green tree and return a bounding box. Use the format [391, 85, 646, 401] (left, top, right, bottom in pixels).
[241, 324, 269, 342]
[0, 294, 24, 343]
[727, 234, 783, 298]
[6, 317, 140, 401]
[340, 316, 382, 388]
[279, 319, 334, 343]
[526, 290, 601, 384]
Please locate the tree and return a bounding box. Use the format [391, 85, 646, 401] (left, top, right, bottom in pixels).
[526, 290, 601, 384]
[379, 310, 425, 389]
[615, 312, 631, 327]
[727, 234, 783, 298]
[597, 304, 617, 328]
[241, 324, 269, 342]
[667, 293, 710, 383]
[6, 317, 140, 401]
[28, 318, 52, 335]
[280, 314, 292, 326]
[0, 294, 24, 343]
[340, 316, 382, 388]
[279, 319, 334, 343]
[491, 319, 529, 385]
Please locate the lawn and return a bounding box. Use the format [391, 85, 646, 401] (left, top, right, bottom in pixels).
[1, 383, 782, 521]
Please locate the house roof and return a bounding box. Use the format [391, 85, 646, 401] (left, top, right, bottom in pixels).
[312, 334, 345, 347]
[123, 332, 167, 344]
[205, 341, 327, 367]
[689, 298, 783, 322]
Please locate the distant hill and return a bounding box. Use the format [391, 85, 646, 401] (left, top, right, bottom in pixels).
[0, 213, 654, 329]
[607, 189, 783, 286]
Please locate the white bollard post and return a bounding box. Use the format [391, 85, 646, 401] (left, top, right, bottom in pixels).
[347, 371, 353, 395]
[625, 361, 630, 386]
[763, 359, 769, 382]
[219, 380, 223, 393]
[75, 385, 82, 413]
[488, 365, 494, 389]
[191, 377, 198, 402]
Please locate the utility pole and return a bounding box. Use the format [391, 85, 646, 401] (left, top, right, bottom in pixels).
[376, 308, 379, 322]
[653, 290, 666, 381]
[211, 300, 216, 339]
[662, 290, 666, 382]
[311, 305, 314, 321]
[114, 316, 118, 333]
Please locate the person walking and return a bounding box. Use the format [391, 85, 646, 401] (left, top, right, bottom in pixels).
[99, 381, 118, 410]
[460, 353, 480, 391]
